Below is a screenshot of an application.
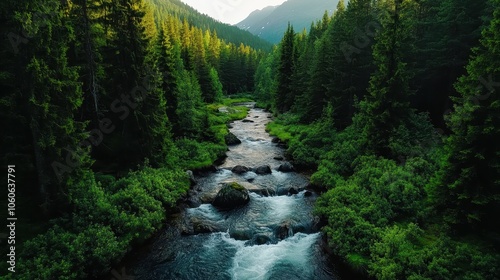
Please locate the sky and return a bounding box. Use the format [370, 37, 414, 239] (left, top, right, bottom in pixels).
[180, 0, 288, 25]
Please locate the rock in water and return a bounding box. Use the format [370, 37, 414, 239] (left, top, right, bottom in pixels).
[232, 165, 249, 174]
[242, 119, 254, 123]
[278, 162, 295, 172]
[191, 218, 224, 234]
[276, 221, 293, 240]
[254, 165, 272, 175]
[212, 182, 250, 209]
[288, 187, 299, 195]
[225, 132, 241, 145]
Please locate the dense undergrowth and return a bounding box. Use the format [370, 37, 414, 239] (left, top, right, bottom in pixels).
[267, 112, 500, 279]
[5, 100, 249, 280]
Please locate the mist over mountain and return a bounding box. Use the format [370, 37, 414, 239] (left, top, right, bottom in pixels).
[236, 0, 339, 44]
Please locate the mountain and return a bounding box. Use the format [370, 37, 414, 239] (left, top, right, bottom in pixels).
[236, 0, 339, 44]
[147, 0, 273, 51]
[237, 6, 278, 31]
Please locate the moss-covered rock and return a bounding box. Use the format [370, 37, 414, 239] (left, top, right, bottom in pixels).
[212, 182, 250, 209]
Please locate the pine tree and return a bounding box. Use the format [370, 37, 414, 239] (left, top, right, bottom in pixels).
[429, 0, 500, 230]
[360, 0, 417, 158]
[276, 23, 296, 113]
[22, 0, 92, 212]
[412, 0, 488, 127]
[156, 25, 183, 137]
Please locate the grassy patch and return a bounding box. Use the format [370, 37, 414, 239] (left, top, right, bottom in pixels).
[266, 121, 293, 142]
[222, 97, 253, 106]
[226, 106, 250, 120]
[265, 114, 306, 143]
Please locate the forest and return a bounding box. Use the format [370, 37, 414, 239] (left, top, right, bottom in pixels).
[257, 0, 500, 278]
[0, 0, 499, 279]
[0, 0, 263, 278]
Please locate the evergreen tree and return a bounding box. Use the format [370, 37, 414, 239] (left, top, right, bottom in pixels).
[412, 0, 488, 127]
[155, 25, 182, 136]
[22, 0, 92, 211]
[429, 0, 500, 230]
[276, 23, 296, 113]
[360, 0, 417, 158]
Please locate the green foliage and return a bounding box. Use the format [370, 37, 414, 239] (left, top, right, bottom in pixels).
[16, 225, 122, 280]
[359, 0, 418, 159]
[265, 114, 304, 143]
[175, 138, 226, 170]
[427, 0, 500, 230]
[276, 23, 296, 113]
[13, 166, 189, 279]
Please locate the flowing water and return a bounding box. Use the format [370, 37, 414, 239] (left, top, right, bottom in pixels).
[129, 104, 341, 280]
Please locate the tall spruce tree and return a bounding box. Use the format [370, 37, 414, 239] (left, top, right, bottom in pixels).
[429, 0, 500, 230]
[22, 0, 91, 212]
[276, 23, 296, 113]
[360, 0, 417, 158]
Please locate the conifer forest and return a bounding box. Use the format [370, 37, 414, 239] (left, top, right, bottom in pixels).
[0, 0, 499, 279]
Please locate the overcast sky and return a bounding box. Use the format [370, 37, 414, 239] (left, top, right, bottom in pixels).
[180, 0, 288, 25]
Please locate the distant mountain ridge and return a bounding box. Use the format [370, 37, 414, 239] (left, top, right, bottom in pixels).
[147, 0, 273, 51]
[236, 0, 339, 44]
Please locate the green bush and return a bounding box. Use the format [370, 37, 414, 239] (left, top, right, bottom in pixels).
[13, 166, 190, 279]
[16, 225, 122, 280]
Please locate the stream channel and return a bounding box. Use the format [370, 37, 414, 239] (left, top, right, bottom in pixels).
[128, 104, 343, 280]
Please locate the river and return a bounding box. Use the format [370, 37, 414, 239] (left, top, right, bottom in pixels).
[127, 105, 342, 280]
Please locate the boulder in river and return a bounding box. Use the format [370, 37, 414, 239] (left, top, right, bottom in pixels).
[276, 221, 293, 240]
[225, 132, 241, 145]
[288, 187, 299, 195]
[254, 165, 272, 175]
[232, 165, 249, 174]
[271, 137, 280, 143]
[212, 182, 250, 209]
[242, 119, 255, 123]
[278, 162, 295, 172]
[273, 156, 284, 161]
[191, 218, 224, 234]
[184, 196, 201, 208]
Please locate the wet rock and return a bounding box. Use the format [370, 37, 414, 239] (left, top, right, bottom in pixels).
[191, 218, 224, 234]
[254, 234, 272, 245]
[288, 187, 299, 195]
[247, 178, 255, 183]
[227, 123, 234, 129]
[242, 119, 255, 123]
[230, 227, 254, 241]
[271, 137, 280, 143]
[234, 181, 268, 196]
[185, 196, 201, 208]
[225, 132, 241, 145]
[232, 165, 249, 174]
[278, 162, 295, 172]
[254, 116, 259, 118]
[186, 170, 197, 186]
[304, 191, 313, 197]
[200, 192, 217, 204]
[276, 221, 293, 240]
[212, 182, 250, 209]
[254, 165, 272, 175]
[273, 156, 284, 161]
